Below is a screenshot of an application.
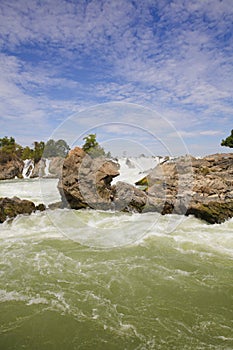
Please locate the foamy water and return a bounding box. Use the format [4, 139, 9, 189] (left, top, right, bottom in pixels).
[0, 178, 233, 349]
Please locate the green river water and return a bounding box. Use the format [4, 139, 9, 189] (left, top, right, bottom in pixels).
[0, 179, 232, 349]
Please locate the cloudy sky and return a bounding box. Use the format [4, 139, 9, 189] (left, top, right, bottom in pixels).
[0, 0, 232, 156]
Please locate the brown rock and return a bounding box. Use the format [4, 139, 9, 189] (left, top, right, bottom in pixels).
[112, 181, 148, 212]
[136, 153, 233, 223]
[30, 159, 46, 178]
[0, 197, 35, 223]
[49, 157, 65, 178]
[0, 154, 24, 180]
[58, 147, 120, 210]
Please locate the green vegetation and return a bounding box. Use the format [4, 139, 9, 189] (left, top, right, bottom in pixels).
[0, 136, 70, 164]
[43, 139, 70, 158]
[0, 136, 22, 162]
[221, 130, 233, 148]
[33, 141, 45, 163]
[82, 134, 111, 158]
[0, 134, 111, 163]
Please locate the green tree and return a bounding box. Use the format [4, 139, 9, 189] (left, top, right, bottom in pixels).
[82, 134, 107, 158]
[21, 146, 34, 160]
[33, 141, 45, 163]
[0, 136, 16, 154]
[43, 139, 70, 158]
[221, 130, 233, 148]
[0, 136, 23, 161]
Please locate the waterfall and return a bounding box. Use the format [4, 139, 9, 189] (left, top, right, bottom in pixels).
[44, 158, 51, 177]
[22, 159, 34, 178]
[112, 156, 159, 185]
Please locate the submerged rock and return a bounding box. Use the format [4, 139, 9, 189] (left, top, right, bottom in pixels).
[0, 197, 45, 223]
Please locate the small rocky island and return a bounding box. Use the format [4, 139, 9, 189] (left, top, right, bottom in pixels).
[58, 147, 233, 224]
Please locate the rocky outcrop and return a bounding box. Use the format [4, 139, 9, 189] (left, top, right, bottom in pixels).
[112, 181, 148, 212]
[186, 201, 233, 224]
[0, 197, 45, 223]
[58, 149, 233, 224]
[30, 159, 46, 178]
[136, 153, 233, 223]
[58, 147, 120, 210]
[49, 157, 64, 178]
[0, 154, 24, 180]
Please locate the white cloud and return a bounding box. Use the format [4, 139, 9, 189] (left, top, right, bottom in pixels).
[0, 0, 232, 154]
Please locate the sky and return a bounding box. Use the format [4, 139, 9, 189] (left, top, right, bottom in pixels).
[0, 0, 232, 156]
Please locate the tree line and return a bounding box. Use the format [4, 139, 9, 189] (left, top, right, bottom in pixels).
[0, 134, 111, 164]
[0, 137, 70, 163]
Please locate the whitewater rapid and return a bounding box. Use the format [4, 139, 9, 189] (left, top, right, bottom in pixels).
[0, 170, 233, 349]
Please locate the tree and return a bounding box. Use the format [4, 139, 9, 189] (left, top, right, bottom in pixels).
[82, 134, 107, 158]
[43, 139, 70, 158]
[0, 136, 23, 161]
[221, 130, 233, 148]
[33, 141, 45, 163]
[0, 136, 16, 154]
[21, 146, 34, 160]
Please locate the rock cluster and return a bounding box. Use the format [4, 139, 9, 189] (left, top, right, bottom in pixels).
[58, 149, 233, 224]
[0, 197, 45, 223]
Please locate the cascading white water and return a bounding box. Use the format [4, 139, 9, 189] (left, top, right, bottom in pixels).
[44, 158, 51, 177]
[22, 159, 34, 178]
[112, 156, 164, 185]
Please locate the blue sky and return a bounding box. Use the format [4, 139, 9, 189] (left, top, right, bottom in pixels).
[0, 0, 232, 156]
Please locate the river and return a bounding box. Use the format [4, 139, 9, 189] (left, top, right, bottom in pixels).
[0, 178, 232, 349]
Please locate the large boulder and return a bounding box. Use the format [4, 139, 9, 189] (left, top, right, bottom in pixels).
[30, 159, 46, 178]
[49, 157, 64, 178]
[0, 197, 45, 223]
[58, 147, 120, 210]
[136, 153, 233, 223]
[112, 181, 148, 212]
[0, 154, 24, 180]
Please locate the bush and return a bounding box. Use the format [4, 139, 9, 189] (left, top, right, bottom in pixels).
[221, 130, 233, 148]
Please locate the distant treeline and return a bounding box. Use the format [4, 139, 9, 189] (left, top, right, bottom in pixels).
[0, 133, 111, 164]
[0, 136, 70, 163]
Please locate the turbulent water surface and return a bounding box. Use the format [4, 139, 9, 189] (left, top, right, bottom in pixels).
[0, 178, 233, 349]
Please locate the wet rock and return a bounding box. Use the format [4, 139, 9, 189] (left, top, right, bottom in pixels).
[0, 197, 44, 223]
[186, 201, 233, 224]
[48, 201, 63, 210]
